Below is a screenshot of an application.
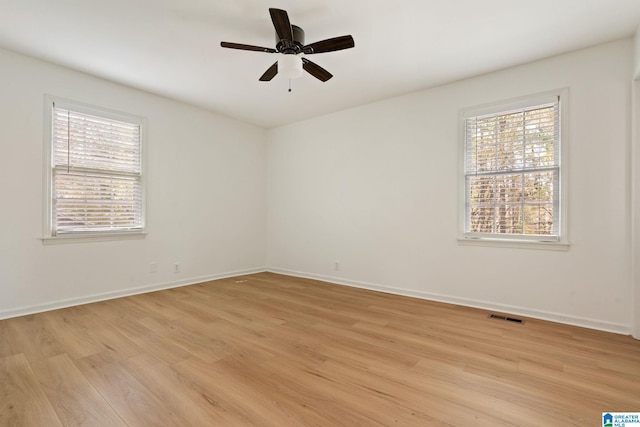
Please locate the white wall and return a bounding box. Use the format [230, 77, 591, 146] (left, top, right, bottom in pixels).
[633, 79, 640, 339]
[634, 26, 640, 79]
[267, 39, 634, 334]
[632, 23, 640, 339]
[0, 47, 267, 318]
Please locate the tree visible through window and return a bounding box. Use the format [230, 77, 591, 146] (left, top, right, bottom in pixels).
[463, 97, 560, 240]
[48, 100, 144, 236]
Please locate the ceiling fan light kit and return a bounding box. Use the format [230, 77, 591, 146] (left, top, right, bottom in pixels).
[279, 54, 303, 79]
[220, 8, 354, 84]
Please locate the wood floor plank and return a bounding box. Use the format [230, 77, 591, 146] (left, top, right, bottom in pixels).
[0, 354, 64, 427]
[41, 310, 105, 359]
[316, 358, 526, 427]
[137, 316, 226, 363]
[258, 354, 457, 426]
[75, 353, 184, 427]
[0, 271, 638, 426]
[173, 356, 315, 426]
[107, 314, 193, 365]
[0, 319, 13, 358]
[34, 353, 126, 426]
[121, 354, 254, 427]
[417, 357, 586, 425]
[4, 315, 65, 364]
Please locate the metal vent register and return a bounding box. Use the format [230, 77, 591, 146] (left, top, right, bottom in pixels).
[489, 314, 524, 324]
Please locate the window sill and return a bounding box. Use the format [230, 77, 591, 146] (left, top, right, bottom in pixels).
[41, 232, 147, 245]
[458, 237, 570, 251]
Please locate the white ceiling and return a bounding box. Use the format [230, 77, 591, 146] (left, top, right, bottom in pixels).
[1, 0, 640, 128]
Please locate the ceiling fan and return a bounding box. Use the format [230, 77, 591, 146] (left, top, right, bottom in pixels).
[221, 8, 355, 83]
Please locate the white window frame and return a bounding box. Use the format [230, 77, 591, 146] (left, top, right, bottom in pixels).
[458, 89, 569, 250]
[42, 95, 147, 244]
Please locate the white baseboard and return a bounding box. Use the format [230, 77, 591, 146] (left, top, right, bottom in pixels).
[267, 267, 631, 336]
[0, 267, 267, 321]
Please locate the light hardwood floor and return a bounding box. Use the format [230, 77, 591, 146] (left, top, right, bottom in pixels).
[1, 272, 639, 426]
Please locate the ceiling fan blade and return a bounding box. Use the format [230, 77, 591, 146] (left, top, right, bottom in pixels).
[302, 35, 354, 54]
[301, 58, 333, 82]
[259, 62, 279, 81]
[221, 41, 277, 53]
[269, 8, 293, 42]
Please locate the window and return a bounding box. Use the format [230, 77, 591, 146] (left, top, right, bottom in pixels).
[44, 97, 145, 241]
[460, 91, 567, 248]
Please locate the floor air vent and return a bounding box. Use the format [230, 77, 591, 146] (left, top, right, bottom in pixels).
[489, 314, 524, 324]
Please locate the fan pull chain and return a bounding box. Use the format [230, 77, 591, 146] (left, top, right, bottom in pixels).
[288, 79, 292, 93]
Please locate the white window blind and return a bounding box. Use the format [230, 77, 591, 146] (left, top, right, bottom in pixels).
[464, 98, 560, 240]
[51, 105, 143, 235]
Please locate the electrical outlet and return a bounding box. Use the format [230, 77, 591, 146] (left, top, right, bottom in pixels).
[334, 261, 340, 271]
[149, 262, 157, 273]
[173, 262, 181, 273]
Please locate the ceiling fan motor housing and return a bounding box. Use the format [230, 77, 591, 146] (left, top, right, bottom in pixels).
[276, 25, 305, 54]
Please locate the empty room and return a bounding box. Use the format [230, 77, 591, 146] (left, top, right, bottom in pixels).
[1, 0, 640, 425]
